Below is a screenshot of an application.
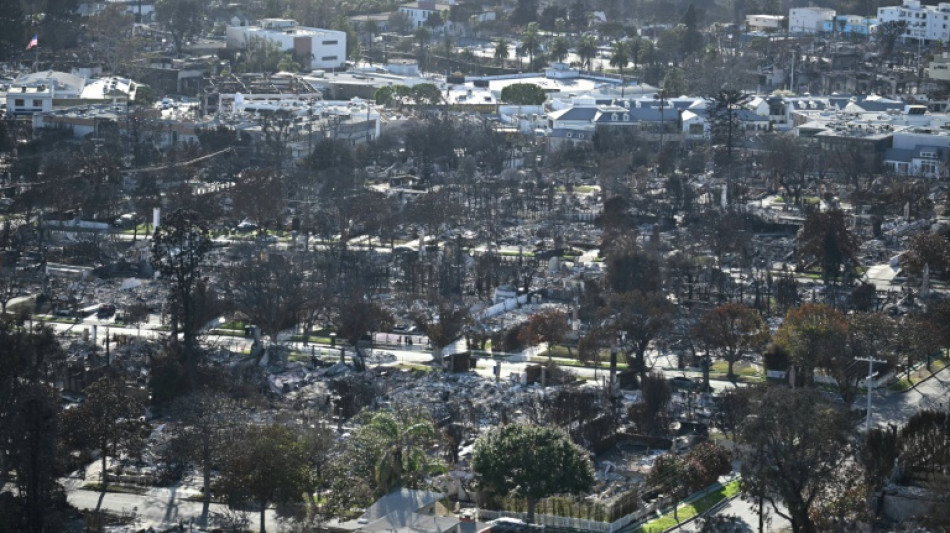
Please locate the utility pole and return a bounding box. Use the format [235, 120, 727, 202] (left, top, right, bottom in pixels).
[856, 356, 886, 435]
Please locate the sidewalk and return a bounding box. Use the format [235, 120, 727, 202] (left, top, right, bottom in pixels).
[63, 461, 275, 531]
[626, 478, 742, 533]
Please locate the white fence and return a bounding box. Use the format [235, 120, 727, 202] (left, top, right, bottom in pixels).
[477, 502, 659, 533]
[479, 295, 530, 320]
[477, 509, 610, 533]
[476, 475, 740, 533]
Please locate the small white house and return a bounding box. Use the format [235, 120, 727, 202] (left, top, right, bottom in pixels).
[398, 0, 453, 30]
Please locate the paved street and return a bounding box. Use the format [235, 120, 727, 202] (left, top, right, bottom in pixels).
[677, 496, 790, 532]
[66, 487, 277, 531]
[53, 318, 947, 532]
[866, 366, 950, 429]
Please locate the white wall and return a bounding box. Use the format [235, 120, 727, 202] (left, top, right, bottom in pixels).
[226, 25, 347, 70]
[6, 91, 53, 115]
[878, 0, 950, 42]
[789, 7, 835, 33]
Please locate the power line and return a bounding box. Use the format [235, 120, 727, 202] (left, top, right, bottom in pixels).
[855, 356, 887, 435]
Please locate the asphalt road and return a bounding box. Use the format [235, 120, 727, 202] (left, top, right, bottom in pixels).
[866, 365, 950, 429]
[677, 496, 790, 532]
[55, 324, 947, 532]
[66, 487, 276, 531]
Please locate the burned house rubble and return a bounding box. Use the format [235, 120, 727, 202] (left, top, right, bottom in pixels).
[4, 4, 950, 532]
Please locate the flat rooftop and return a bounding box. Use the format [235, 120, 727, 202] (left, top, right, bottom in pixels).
[485, 76, 606, 94]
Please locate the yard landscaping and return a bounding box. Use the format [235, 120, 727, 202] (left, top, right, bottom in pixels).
[633, 479, 742, 533]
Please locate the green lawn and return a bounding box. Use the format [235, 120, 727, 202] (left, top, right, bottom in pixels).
[555, 185, 599, 194]
[889, 355, 950, 392]
[82, 483, 147, 495]
[530, 353, 628, 370]
[709, 360, 764, 382]
[120, 223, 152, 235]
[219, 319, 247, 331]
[35, 315, 81, 325]
[537, 345, 578, 359]
[289, 335, 333, 344]
[634, 480, 741, 533]
[395, 362, 436, 372]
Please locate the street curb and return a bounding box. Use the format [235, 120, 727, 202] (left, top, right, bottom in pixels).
[660, 493, 743, 533]
[891, 362, 949, 396]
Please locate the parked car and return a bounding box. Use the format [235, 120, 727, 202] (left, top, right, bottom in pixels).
[114, 213, 137, 227]
[669, 376, 700, 391]
[236, 220, 257, 232]
[97, 304, 116, 319]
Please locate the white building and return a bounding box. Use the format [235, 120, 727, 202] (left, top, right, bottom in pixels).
[745, 14, 786, 32]
[927, 52, 950, 81]
[3, 71, 136, 115]
[77, 0, 155, 20]
[226, 19, 347, 70]
[398, 1, 453, 30]
[878, 0, 950, 43]
[789, 7, 836, 34]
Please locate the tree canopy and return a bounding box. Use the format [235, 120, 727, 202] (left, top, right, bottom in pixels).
[155, 0, 206, 57]
[695, 303, 769, 379]
[220, 424, 311, 533]
[151, 209, 212, 384]
[738, 387, 854, 533]
[500, 83, 547, 106]
[471, 424, 594, 523]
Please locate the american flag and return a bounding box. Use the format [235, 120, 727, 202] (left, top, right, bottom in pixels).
[26, 35, 38, 51]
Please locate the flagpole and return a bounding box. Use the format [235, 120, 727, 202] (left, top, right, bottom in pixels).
[27, 35, 39, 72]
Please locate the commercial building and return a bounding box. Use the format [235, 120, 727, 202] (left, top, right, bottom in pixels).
[5, 71, 140, 115]
[821, 15, 877, 37]
[226, 19, 347, 71]
[789, 7, 836, 34]
[745, 14, 786, 33]
[927, 52, 950, 81]
[877, 0, 950, 43]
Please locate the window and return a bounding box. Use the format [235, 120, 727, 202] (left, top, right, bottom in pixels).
[33, 99, 42, 107]
[14, 99, 24, 106]
[321, 55, 338, 61]
[322, 40, 338, 45]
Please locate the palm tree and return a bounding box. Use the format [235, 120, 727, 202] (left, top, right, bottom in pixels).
[414, 26, 430, 71]
[629, 37, 643, 69]
[577, 34, 598, 71]
[494, 38, 510, 66]
[609, 40, 630, 97]
[414, 26, 430, 49]
[521, 22, 541, 71]
[365, 19, 378, 60]
[363, 409, 438, 493]
[654, 88, 670, 151]
[441, 34, 453, 59]
[550, 36, 569, 63]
